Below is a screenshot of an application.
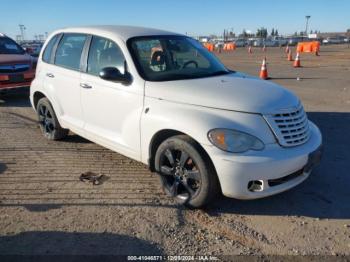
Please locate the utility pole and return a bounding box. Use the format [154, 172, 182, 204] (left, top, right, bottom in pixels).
[19, 24, 26, 42]
[229, 27, 234, 39]
[305, 15, 311, 39]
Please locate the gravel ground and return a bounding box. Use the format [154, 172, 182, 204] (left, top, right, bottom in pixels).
[0, 44, 349, 259]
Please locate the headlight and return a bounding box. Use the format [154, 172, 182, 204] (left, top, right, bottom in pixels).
[208, 129, 264, 153]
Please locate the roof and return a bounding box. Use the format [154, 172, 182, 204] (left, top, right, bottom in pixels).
[56, 25, 182, 41]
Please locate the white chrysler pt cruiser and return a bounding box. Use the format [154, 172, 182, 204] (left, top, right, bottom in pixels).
[30, 26, 322, 208]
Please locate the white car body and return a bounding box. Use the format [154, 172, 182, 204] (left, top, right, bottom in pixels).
[30, 26, 322, 200]
[322, 37, 346, 45]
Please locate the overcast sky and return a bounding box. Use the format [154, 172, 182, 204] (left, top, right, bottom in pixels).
[1, 0, 349, 39]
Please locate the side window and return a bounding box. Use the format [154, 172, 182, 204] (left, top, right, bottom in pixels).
[87, 36, 126, 76]
[132, 40, 165, 72]
[42, 34, 59, 63]
[54, 34, 87, 70]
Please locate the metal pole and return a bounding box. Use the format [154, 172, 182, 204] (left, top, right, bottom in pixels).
[305, 16, 311, 39]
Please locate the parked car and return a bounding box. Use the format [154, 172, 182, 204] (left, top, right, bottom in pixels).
[24, 44, 43, 57]
[286, 36, 308, 46]
[322, 36, 346, 45]
[253, 38, 280, 47]
[30, 26, 322, 208]
[274, 37, 288, 46]
[214, 41, 224, 49]
[233, 38, 246, 47]
[0, 33, 36, 91]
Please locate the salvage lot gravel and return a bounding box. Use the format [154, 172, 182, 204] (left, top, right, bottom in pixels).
[0, 44, 349, 257]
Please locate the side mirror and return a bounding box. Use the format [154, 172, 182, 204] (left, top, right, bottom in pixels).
[99, 67, 132, 84]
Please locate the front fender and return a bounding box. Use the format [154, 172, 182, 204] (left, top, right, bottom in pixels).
[140, 97, 276, 164]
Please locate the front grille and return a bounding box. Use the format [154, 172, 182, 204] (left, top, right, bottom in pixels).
[264, 103, 310, 147]
[0, 64, 30, 73]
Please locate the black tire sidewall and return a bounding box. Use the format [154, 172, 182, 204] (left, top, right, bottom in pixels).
[154, 135, 217, 208]
[36, 98, 67, 140]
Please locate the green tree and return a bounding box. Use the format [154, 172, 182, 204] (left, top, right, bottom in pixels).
[275, 29, 279, 36]
[239, 29, 248, 38]
[271, 28, 275, 36]
[256, 28, 268, 38]
[262, 28, 268, 38]
[256, 29, 261, 37]
[255, 29, 261, 37]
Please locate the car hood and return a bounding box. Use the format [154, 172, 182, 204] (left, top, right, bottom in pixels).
[145, 72, 300, 114]
[0, 54, 33, 65]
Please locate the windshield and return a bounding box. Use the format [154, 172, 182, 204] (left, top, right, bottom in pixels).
[0, 37, 25, 55]
[127, 35, 230, 81]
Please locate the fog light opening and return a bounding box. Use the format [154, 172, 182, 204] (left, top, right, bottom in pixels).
[248, 180, 263, 192]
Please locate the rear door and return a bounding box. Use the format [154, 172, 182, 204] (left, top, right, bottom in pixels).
[44, 33, 87, 132]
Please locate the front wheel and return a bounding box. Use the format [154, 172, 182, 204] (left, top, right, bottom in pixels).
[36, 97, 68, 140]
[154, 135, 220, 208]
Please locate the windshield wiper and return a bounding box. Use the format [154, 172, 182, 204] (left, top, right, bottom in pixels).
[208, 70, 231, 77]
[153, 74, 199, 81]
[150, 70, 231, 82]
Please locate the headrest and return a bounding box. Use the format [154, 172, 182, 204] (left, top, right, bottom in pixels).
[150, 50, 165, 66]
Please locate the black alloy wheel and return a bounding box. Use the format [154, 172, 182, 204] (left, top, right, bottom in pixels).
[155, 135, 220, 208]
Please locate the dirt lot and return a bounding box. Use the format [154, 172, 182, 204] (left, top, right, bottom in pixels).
[0, 44, 349, 258]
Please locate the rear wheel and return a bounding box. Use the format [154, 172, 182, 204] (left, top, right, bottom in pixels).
[154, 135, 219, 208]
[36, 97, 68, 140]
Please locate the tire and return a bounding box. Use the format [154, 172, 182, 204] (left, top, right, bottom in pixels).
[36, 97, 68, 140]
[154, 135, 220, 208]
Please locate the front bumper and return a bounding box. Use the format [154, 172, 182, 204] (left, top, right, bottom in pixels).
[202, 121, 322, 199]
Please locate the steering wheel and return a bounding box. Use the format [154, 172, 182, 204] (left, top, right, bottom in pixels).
[182, 60, 198, 69]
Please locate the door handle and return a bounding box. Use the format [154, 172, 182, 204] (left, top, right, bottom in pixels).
[46, 73, 54, 78]
[80, 83, 92, 89]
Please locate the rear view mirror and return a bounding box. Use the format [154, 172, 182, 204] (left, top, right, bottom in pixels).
[99, 67, 132, 84]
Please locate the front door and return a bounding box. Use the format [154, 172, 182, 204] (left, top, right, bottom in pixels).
[80, 35, 144, 160]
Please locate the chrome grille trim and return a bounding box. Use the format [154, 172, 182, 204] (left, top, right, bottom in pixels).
[264, 103, 311, 147]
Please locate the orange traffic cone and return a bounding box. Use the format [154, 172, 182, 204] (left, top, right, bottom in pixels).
[293, 52, 301, 67]
[287, 50, 293, 61]
[259, 57, 269, 79]
[285, 44, 290, 53]
[248, 46, 252, 54]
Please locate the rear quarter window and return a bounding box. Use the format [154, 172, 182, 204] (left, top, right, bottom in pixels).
[42, 35, 59, 63]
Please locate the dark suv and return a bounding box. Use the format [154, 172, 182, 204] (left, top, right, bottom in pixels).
[0, 33, 36, 91]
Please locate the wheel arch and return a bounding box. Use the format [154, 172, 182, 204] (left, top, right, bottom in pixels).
[148, 129, 218, 179]
[33, 91, 46, 109]
[32, 90, 66, 129]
